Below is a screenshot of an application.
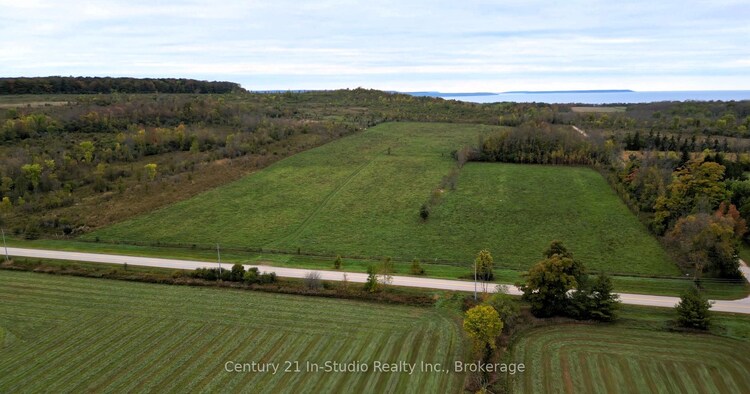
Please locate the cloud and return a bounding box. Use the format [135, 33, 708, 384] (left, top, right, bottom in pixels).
[1, 0, 748, 91]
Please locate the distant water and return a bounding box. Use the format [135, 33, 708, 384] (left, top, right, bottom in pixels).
[442, 91, 750, 104]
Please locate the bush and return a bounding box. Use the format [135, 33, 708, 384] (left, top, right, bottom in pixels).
[258, 272, 277, 284]
[334, 256, 342, 270]
[190, 267, 221, 281]
[410, 258, 425, 275]
[24, 224, 40, 240]
[486, 292, 519, 330]
[230, 263, 245, 282]
[419, 203, 430, 221]
[304, 271, 322, 290]
[243, 267, 259, 283]
[241, 268, 276, 284]
[364, 265, 379, 292]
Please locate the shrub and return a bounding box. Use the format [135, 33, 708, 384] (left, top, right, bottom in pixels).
[410, 258, 425, 275]
[190, 267, 221, 281]
[230, 263, 245, 282]
[304, 271, 322, 290]
[258, 272, 277, 284]
[364, 265, 379, 292]
[334, 256, 342, 270]
[486, 292, 519, 330]
[243, 267, 259, 283]
[419, 203, 430, 221]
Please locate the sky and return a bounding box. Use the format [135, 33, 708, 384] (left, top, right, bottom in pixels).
[1, 0, 749, 92]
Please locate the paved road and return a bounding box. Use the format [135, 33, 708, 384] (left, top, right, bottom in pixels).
[5, 247, 750, 314]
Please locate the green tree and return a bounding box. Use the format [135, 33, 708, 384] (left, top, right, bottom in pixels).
[569, 274, 620, 321]
[463, 305, 503, 351]
[333, 255, 342, 270]
[474, 249, 494, 294]
[519, 242, 585, 317]
[486, 292, 519, 330]
[410, 258, 425, 275]
[79, 141, 95, 163]
[675, 286, 712, 330]
[230, 263, 245, 282]
[544, 240, 572, 259]
[0, 196, 11, 213]
[21, 163, 42, 191]
[144, 163, 158, 181]
[364, 265, 379, 292]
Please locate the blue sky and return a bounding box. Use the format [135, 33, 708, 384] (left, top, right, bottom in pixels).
[1, 0, 749, 92]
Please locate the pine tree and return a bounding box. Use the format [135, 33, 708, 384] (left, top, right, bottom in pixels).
[675, 286, 712, 330]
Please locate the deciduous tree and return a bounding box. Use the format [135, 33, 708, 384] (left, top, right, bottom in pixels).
[520, 241, 585, 317]
[463, 305, 503, 351]
[654, 157, 729, 232]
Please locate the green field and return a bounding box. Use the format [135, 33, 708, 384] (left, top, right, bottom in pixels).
[509, 324, 750, 393]
[89, 122, 677, 275]
[0, 270, 464, 392]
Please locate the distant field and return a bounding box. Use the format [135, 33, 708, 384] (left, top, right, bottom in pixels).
[89, 122, 677, 275]
[571, 106, 626, 113]
[0, 270, 464, 392]
[510, 324, 750, 393]
[0, 101, 69, 108]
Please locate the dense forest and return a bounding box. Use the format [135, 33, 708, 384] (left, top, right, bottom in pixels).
[0, 77, 244, 95]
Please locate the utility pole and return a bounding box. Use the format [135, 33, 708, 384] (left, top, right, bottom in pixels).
[1, 228, 8, 263]
[217, 243, 222, 275]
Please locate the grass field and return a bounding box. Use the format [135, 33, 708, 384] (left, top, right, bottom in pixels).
[88, 122, 677, 275]
[509, 324, 750, 393]
[0, 270, 465, 392]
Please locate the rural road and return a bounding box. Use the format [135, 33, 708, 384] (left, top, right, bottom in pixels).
[5, 247, 750, 315]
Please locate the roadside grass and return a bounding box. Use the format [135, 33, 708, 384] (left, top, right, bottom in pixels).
[508, 305, 750, 393]
[6, 238, 748, 300]
[0, 270, 465, 393]
[87, 122, 678, 277]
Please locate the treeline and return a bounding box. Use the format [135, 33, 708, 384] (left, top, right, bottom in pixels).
[609, 153, 749, 278]
[0, 77, 244, 95]
[464, 123, 610, 165]
[622, 130, 732, 153]
[568, 101, 750, 139]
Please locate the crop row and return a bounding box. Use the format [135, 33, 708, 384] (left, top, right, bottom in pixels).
[0, 271, 464, 392]
[510, 325, 750, 393]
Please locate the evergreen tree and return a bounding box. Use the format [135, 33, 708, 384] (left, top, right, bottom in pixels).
[675, 286, 712, 330]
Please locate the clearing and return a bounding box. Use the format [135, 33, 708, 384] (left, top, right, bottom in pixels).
[88, 122, 677, 275]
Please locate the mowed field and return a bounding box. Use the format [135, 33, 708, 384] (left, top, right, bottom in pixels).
[509, 325, 750, 393]
[0, 271, 464, 393]
[89, 122, 677, 275]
